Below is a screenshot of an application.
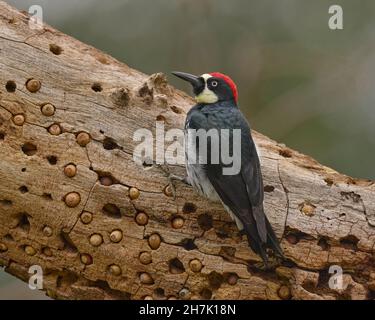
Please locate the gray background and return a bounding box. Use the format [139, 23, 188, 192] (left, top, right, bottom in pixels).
[1, 0, 374, 299]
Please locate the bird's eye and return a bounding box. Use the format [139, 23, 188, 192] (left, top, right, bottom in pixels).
[211, 80, 218, 87]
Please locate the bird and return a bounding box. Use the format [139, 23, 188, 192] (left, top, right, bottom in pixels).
[170, 71, 283, 265]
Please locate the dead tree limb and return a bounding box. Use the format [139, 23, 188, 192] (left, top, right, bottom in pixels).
[0, 2, 374, 300]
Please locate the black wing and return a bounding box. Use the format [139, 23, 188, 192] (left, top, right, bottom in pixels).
[188, 105, 283, 262]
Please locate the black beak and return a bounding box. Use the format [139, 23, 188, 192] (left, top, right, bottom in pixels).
[171, 71, 201, 90]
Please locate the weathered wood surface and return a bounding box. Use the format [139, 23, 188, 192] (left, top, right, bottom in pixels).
[0, 2, 374, 300]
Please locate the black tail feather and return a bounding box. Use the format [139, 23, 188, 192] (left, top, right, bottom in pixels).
[244, 217, 284, 266]
[265, 218, 284, 259]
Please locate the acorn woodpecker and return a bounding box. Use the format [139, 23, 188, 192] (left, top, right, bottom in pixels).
[171, 71, 283, 265]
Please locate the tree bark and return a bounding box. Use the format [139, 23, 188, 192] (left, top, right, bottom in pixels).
[0, 2, 374, 300]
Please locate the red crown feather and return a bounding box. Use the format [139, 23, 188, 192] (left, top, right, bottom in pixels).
[209, 72, 238, 103]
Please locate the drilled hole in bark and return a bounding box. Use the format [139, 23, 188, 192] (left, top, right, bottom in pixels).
[301, 280, 317, 293]
[285, 233, 299, 245]
[285, 228, 311, 245]
[197, 213, 213, 231]
[279, 149, 292, 158]
[56, 271, 78, 289]
[169, 258, 185, 274]
[103, 137, 120, 150]
[49, 43, 63, 55]
[90, 280, 131, 299]
[19, 186, 28, 193]
[224, 272, 239, 285]
[170, 105, 183, 114]
[200, 288, 212, 299]
[60, 232, 78, 253]
[96, 171, 119, 186]
[17, 213, 31, 232]
[102, 203, 121, 219]
[142, 160, 153, 169]
[0, 132, 4, 140]
[91, 82, 102, 92]
[42, 193, 53, 200]
[264, 185, 275, 192]
[22, 142, 37, 156]
[216, 224, 233, 239]
[208, 271, 224, 289]
[219, 246, 236, 257]
[47, 155, 58, 165]
[182, 202, 197, 213]
[21, 168, 26, 172]
[138, 84, 153, 97]
[5, 80, 16, 92]
[4, 234, 14, 242]
[324, 177, 334, 186]
[367, 289, 375, 300]
[22, 143, 37, 156]
[337, 292, 352, 300]
[156, 114, 166, 122]
[153, 288, 165, 298]
[317, 237, 330, 251]
[179, 238, 197, 251]
[339, 235, 359, 251]
[56, 276, 63, 288]
[0, 199, 12, 207]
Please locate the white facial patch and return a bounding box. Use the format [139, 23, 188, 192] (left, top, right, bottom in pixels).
[195, 74, 219, 104]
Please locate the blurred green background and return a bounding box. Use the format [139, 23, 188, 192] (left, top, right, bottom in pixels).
[1, 0, 374, 299]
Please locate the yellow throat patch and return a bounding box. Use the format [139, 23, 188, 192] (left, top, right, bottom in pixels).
[195, 74, 219, 104]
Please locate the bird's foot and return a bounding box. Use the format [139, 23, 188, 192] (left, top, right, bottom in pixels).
[252, 256, 280, 271]
[157, 164, 190, 200]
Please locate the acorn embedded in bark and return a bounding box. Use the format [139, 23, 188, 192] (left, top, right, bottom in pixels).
[64, 164, 77, 178]
[172, 217, 184, 229]
[139, 272, 154, 284]
[109, 264, 122, 276]
[148, 233, 161, 250]
[80, 253, 93, 265]
[163, 185, 173, 197]
[135, 212, 149, 226]
[89, 233, 103, 247]
[76, 132, 91, 147]
[129, 187, 140, 200]
[24, 245, 36, 256]
[189, 259, 202, 272]
[48, 124, 61, 135]
[13, 114, 25, 126]
[41, 103, 55, 116]
[42, 226, 53, 237]
[139, 251, 152, 265]
[278, 285, 291, 300]
[110, 229, 123, 243]
[64, 192, 81, 208]
[80, 211, 93, 224]
[26, 78, 41, 93]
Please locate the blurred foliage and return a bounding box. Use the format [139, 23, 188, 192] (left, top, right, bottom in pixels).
[1, 0, 375, 297]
